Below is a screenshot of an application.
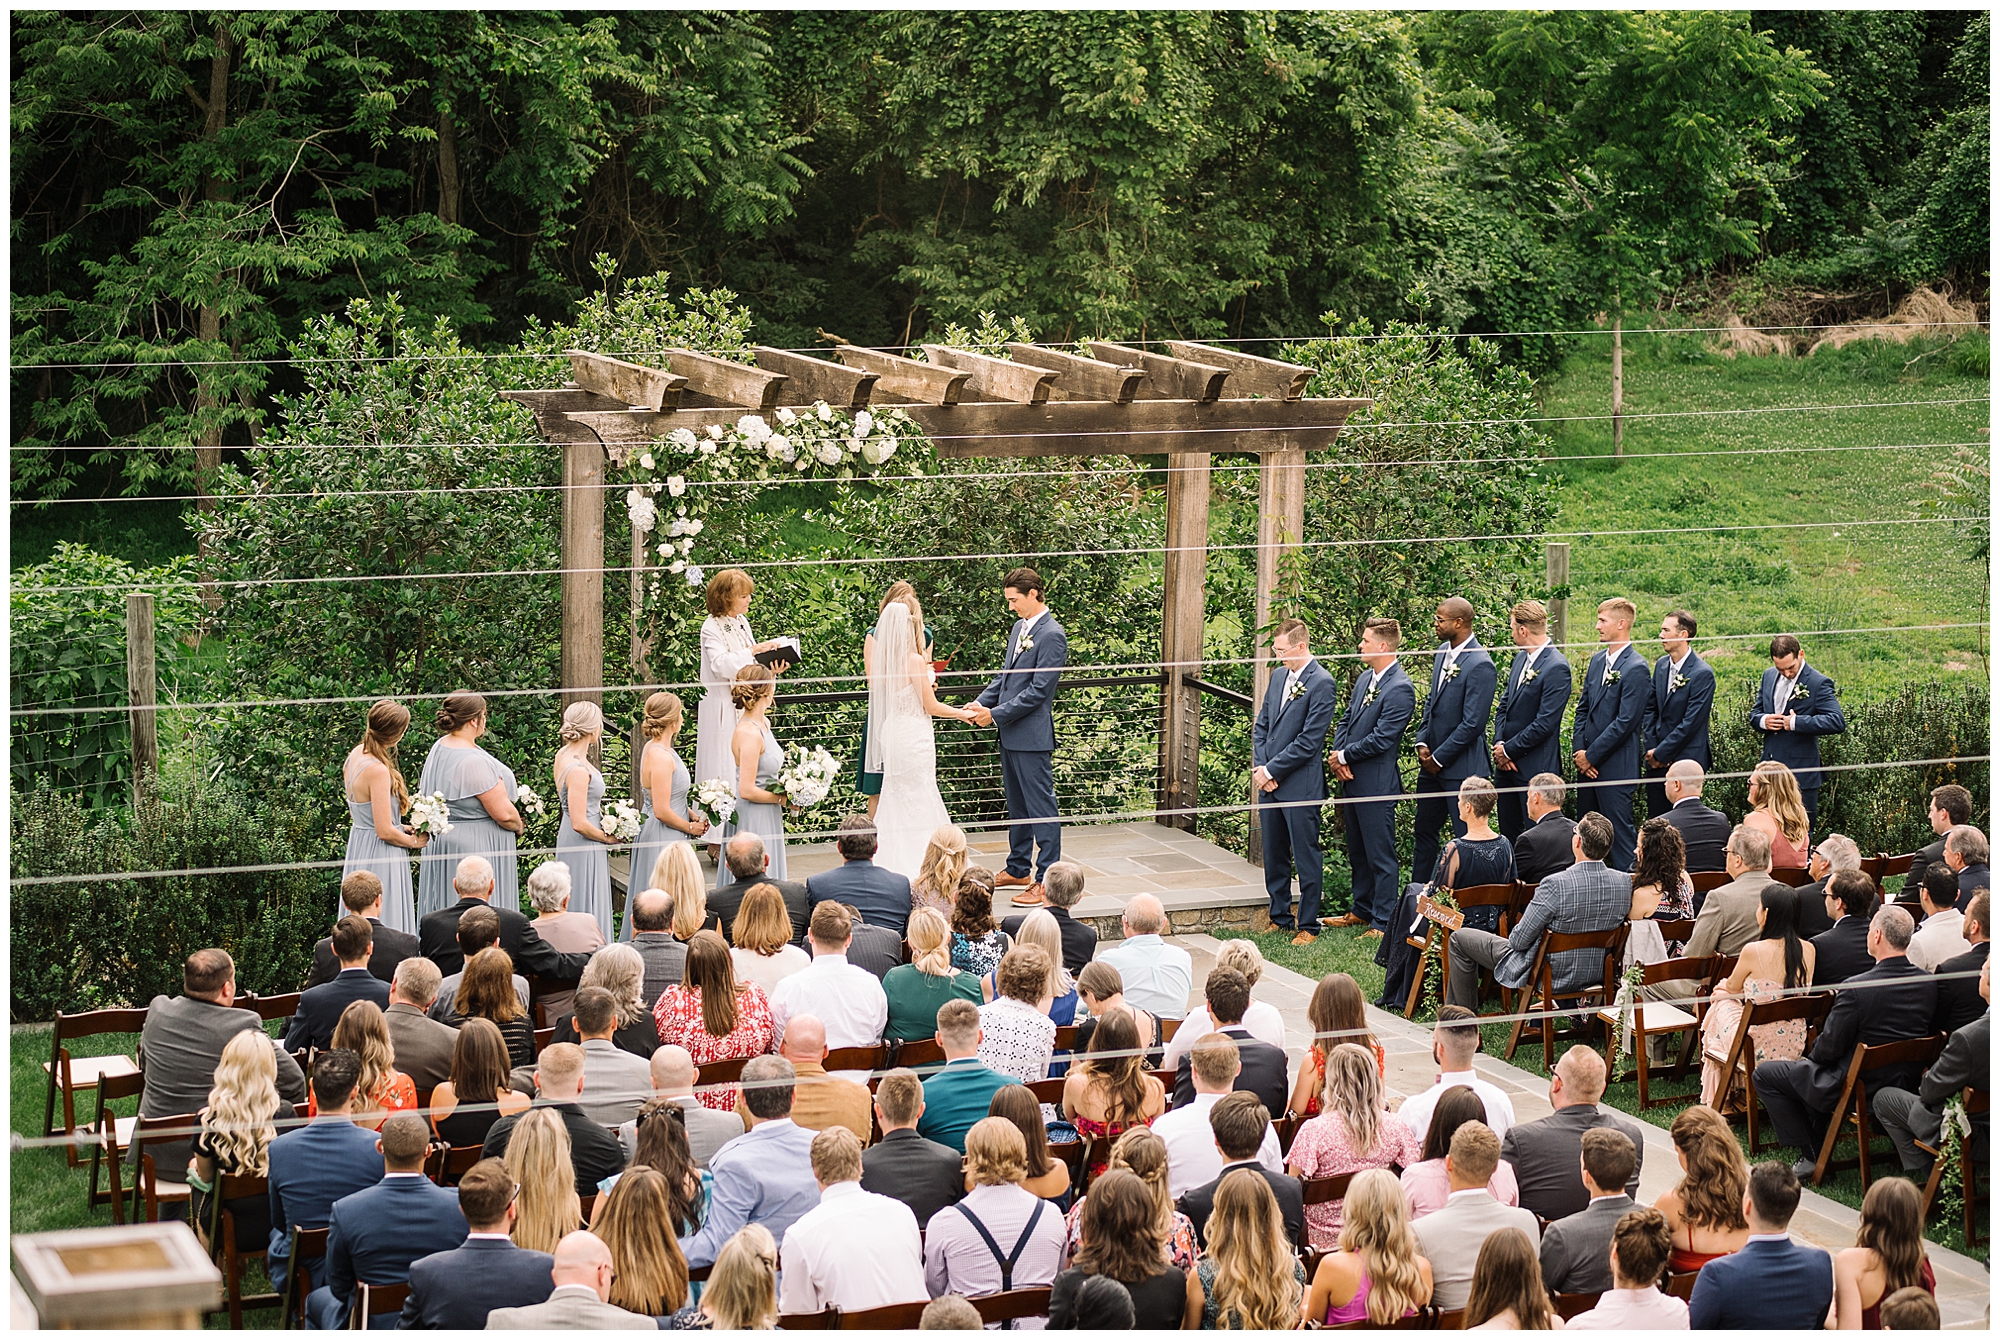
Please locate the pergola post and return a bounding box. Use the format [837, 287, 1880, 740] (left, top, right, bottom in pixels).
[1157, 453, 1211, 830]
[1246, 445, 1307, 863]
[561, 434, 606, 715]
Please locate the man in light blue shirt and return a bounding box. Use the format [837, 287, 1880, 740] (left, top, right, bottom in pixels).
[1096, 894, 1193, 1019]
[680, 1056, 820, 1269]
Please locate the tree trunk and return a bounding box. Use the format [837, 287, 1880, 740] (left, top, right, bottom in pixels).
[437, 107, 461, 227]
[1611, 309, 1625, 457]
[193, 21, 232, 538]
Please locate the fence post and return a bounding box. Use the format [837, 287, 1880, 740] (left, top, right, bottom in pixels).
[562, 434, 608, 763]
[1545, 541, 1570, 651]
[1157, 452, 1211, 831]
[126, 592, 158, 805]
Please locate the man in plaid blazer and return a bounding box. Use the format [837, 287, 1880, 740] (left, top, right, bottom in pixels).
[1446, 811, 1631, 1011]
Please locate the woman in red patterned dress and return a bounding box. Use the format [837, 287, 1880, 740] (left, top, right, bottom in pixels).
[651, 930, 776, 1111]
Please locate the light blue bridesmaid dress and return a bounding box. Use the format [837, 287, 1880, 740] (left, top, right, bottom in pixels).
[718, 721, 787, 884]
[556, 758, 614, 941]
[416, 741, 520, 917]
[622, 741, 691, 941]
[342, 773, 417, 935]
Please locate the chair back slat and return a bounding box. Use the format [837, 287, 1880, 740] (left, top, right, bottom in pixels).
[1028, 1077, 1067, 1104]
[823, 1044, 887, 1073]
[427, 1143, 484, 1186]
[1769, 866, 1812, 888]
[1652, 919, 1697, 945]
[973, 1286, 1055, 1325]
[351, 1280, 412, 1328]
[533, 1026, 555, 1054]
[837, 1300, 928, 1329]
[246, 992, 303, 1023]
[1551, 1291, 1601, 1320]
[1665, 1271, 1699, 1301]
[1052, 1024, 1079, 1051]
[776, 1309, 831, 1330]
[696, 1054, 750, 1088]
[891, 1038, 946, 1069]
[1158, 1017, 1183, 1043]
[1689, 870, 1732, 894]
[1299, 1170, 1355, 1207]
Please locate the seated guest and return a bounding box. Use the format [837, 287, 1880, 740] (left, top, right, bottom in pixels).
[1672, 824, 1778, 973]
[769, 1012, 872, 1146]
[769, 901, 889, 1071]
[617, 1100, 710, 1233]
[779, 1127, 926, 1316]
[1071, 960, 1160, 1058]
[862, 1068, 967, 1228]
[1902, 784, 1974, 907]
[666, 1224, 780, 1330]
[566, 986, 653, 1128]
[308, 1000, 417, 1129]
[728, 882, 811, 995]
[977, 945, 1059, 1082]
[1290, 972, 1383, 1120]
[989, 1082, 1074, 1201]
[1881, 1286, 1941, 1330]
[1061, 1010, 1165, 1177]
[1627, 818, 1695, 959]
[1413, 1120, 1540, 1311]
[1049, 1170, 1201, 1328]
[1287, 1043, 1421, 1249]
[1193, 1169, 1306, 1329]
[1696, 883, 1816, 1106]
[1154, 1034, 1283, 1200]
[663, 845, 710, 945]
[910, 823, 970, 919]
[1163, 939, 1287, 1070]
[805, 816, 914, 934]
[481, 1042, 628, 1191]
[449, 945, 536, 1068]
[924, 1112, 1072, 1312]
[1813, 868, 1880, 987]
[1511, 773, 1579, 887]
[1946, 823, 1990, 910]
[1659, 760, 1729, 878]
[305, 1114, 467, 1329]
[836, 899, 905, 980]
[506, 1109, 582, 1253]
[1379, 778, 1518, 1008]
[1304, 1167, 1434, 1326]
[1877, 956, 1990, 1181]
[626, 885, 689, 1007]
[1652, 1104, 1750, 1272]
[1754, 905, 1938, 1178]
[1834, 1177, 1935, 1329]
[1537, 1128, 1638, 1294]
[1796, 833, 1863, 938]
[1395, 1005, 1517, 1145]
[617, 1044, 742, 1168]
[651, 930, 778, 1113]
[593, 1168, 692, 1320]
[1746, 761, 1812, 870]
[429, 1017, 530, 1152]
[551, 943, 662, 1058]
[1564, 1207, 1687, 1330]
[920, 1294, 982, 1330]
[382, 957, 456, 1092]
[1170, 967, 1287, 1114]
[992, 909, 1080, 1030]
[419, 854, 587, 982]
[920, 998, 1024, 1154]
[710, 832, 809, 943]
[189, 1031, 296, 1260]
[486, 1229, 654, 1329]
[1400, 1085, 1519, 1222]
[426, 906, 530, 1023]
[883, 906, 982, 1042]
[286, 915, 392, 1051]
[1501, 1046, 1646, 1220]
[1909, 864, 1973, 971]
[1177, 1092, 1306, 1250]
[1062, 1127, 1197, 1270]
[1097, 893, 1194, 1020]
[266, 1050, 385, 1293]
[681, 1056, 820, 1269]
[1000, 860, 1098, 976]
[306, 871, 419, 988]
[1687, 1160, 1833, 1330]
[1463, 1228, 1559, 1331]
[397, 1158, 555, 1328]
[1932, 890, 1989, 1034]
[948, 871, 1011, 977]
[524, 860, 603, 1020]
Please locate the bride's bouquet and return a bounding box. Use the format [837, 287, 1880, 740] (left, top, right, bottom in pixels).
[602, 799, 645, 843]
[514, 784, 547, 820]
[409, 791, 454, 837]
[773, 744, 842, 810]
[689, 777, 737, 827]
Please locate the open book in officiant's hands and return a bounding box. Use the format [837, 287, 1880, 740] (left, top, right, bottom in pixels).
[755, 637, 800, 671]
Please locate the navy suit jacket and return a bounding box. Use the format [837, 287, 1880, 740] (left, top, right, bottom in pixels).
[283, 967, 390, 1052]
[1252, 658, 1338, 801]
[1571, 645, 1649, 780]
[266, 1119, 385, 1263]
[1494, 645, 1572, 783]
[1747, 663, 1846, 785]
[1688, 1235, 1833, 1331]
[305, 919, 421, 990]
[1415, 639, 1496, 780]
[323, 1175, 467, 1316]
[1792, 956, 1938, 1111]
[807, 859, 914, 935]
[975, 612, 1067, 753]
[1643, 651, 1714, 768]
[399, 1237, 555, 1329]
[1331, 663, 1415, 797]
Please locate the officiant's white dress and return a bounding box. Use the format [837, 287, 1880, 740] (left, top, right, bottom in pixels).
[871, 604, 952, 880]
[695, 613, 757, 791]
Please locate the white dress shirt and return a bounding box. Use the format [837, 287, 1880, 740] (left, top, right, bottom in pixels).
[1774, 667, 1799, 716]
[1152, 1091, 1284, 1198]
[1600, 642, 1632, 684]
[1565, 1286, 1689, 1330]
[1159, 999, 1287, 1071]
[1396, 1070, 1518, 1145]
[1909, 907, 1972, 972]
[1440, 635, 1473, 677]
[779, 1180, 926, 1316]
[1096, 934, 1194, 1020]
[770, 953, 889, 1079]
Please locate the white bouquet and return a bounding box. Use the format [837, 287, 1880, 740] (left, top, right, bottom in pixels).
[409, 791, 454, 837]
[689, 776, 737, 827]
[514, 784, 547, 820]
[773, 744, 842, 809]
[602, 799, 645, 843]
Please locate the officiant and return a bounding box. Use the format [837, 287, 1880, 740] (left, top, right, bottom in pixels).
[694, 568, 793, 852]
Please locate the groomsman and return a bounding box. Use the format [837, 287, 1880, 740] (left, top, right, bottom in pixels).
[1748, 634, 1847, 831]
[1411, 597, 1497, 885]
[1328, 619, 1416, 938]
[1571, 597, 1649, 872]
[1642, 609, 1715, 820]
[1490, 600, 1573, 841]
[1251, 619, 1339, 945]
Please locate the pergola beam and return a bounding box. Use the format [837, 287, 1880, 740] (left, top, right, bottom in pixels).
[666, 348, 788, 412]
[922, 346, 1058, 404]
[1005, 344, 1146, 403]
[753, 347, 879, 410]
[909, 397, 1370, 458]
[833, 346, 971, 405]
[565, 351, 686, 411]
[1086, 343, 1231, 403]
[1165, 341, 1313, 401]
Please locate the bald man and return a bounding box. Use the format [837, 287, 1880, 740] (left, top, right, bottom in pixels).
[618, 1044, 742, 1167]
[1659, 760, 1730, 880]
[486, 1231, 653, 1329]
[1411, 597, 1497, 887]
[763, 1014, 872, 1147]
[1499, 1046, 1647, 1221]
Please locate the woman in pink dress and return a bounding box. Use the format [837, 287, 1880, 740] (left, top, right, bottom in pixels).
[1746, 761, 1813, 868]
[1698, 885, 1815, 1108]
[1287, 1043, 1421, 1249]
[651, 930, 775, 1112]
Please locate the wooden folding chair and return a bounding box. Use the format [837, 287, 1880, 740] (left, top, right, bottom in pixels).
[1664, 1271, 1699, 1302]
[1272, 1113, 1301, 1159]
[1052, 1024, 1079, 1051]
[775, 1308, 832, 1329]
[1328, 1304, 1439, 1329]
[41, 1006, 145, 1165]
[1550, 1292, 1602, 1320]
[1028, 1076, 1066, 1104]
[243, 992, 303, 1024]
[1919, 1086, 1989, 1247]
[206, 1171, 279, 1327]
[823, 1044, 887, 1074]
[1811, 1033, 1948, 1187]
[279, 1225, 332, 1329]
[1689, 870, 1730, 913]
[1400, 884, 1516, 1019]
[1505, 923, 1628, 1064]
[890, 1037, 946, 1072]
[696, 1054, 750, 1093]
[1653, 918, 1697, 947]
[533, 1026, 555, 1054]
[1707, 992, 1833, 1154]
[426, 1143, 484, 1187]
[1599, 955, 1724, 1110]
[1299, 1170, 1358, 1214]
[85, 1069, 145, 1219]
[834, 1299, 928, 1328]
[1878, 852, 1917, 900]
[348, 1280, 411, 1329]
[129, 1112, 197, 1223]
[1769, 866, 1812, 888]
[1159, 1017, 1183, 1044]
[973, 1286, 1054, 1326]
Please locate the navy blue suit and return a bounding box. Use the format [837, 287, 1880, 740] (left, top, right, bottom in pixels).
[1253, 658, 1338, 934]
[305, 1174, 466, 1329]
[1748, 662, 1846, 828]
[1492, 643, 1572, 840]
[1753, 955, 1937, 1154]
[1331, 662, 1415, 931]
[1412, 638, 1497, 883]
[975, 611, 1067, 880]
[806, 858, 913, 935]
[1571, 644, 1649, 871]
[283, 966, 390, 1052]
[1641, 651, 1715, 819]
[265, 1118, 385, 1293]
[1687, 1235, 1834, 1330]
[398, 1237, 554, 1329]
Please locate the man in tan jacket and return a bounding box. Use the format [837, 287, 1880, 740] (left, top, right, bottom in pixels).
[746, 1012, 872, 1146]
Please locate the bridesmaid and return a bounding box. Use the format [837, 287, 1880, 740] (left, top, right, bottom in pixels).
[417, 693, 526, 918]
[341, 700, 428, 934]
[720, 664, 789, 882]
[859, 581, 934, 818]
[623, 692, 709, 941]
[695, 569, 791, 852]
[554, 701, 619, 942]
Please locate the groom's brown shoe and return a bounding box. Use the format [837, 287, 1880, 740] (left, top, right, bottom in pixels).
[1011, 884, 1046, 907]
[994, 871, 1033, 888]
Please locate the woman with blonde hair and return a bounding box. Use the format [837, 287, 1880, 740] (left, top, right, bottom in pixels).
[1287, 1042, 1420, 1248]
[341, 699, 427, 933]
[456, 945, 536, 1068]
[505, 1107, 582, 1254]
[627, 691, 708, 943]
[858, 581, 932, 817]
[526, 860, 600, 1018]
[593, 1167, 691, 1319]
[189, 1030, 292, 1249]
[883, 904, 981, 1040]
[1197, 1168, 1308, 1329]
[1746, 761, 1812, 867]
[729, 883, 811, 994]
[911, 823, 970, 917]
[553, 700, 619, 940]
[309, 1001, 416, 1127]
[1060, 1010, 1166, 1180]
[984, 909, 1078, 1026]
[1653, 1104, 1750, 1271]
[1062, 1125, 1197, 1270]
[652, 930, 776, 1111]
[1163, 939, 1284, 1070]
[1834, 1177, 1933, 1328]
[1304, 1167, 1434, 1325]
[695, 569, 790, 840]
[720, 664, 790, 878]
[667, 1223, 779, 1330]
[417, 691, 525, 917]
[1463, 1227, 1561, 1330]
[649, 841, 709, 941]
[554, 943, 661, 1057]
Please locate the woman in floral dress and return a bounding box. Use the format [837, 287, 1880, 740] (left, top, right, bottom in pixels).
[1286, 1043, 1421, 1249]
[652, 930, 776, 1112]
[1699, 884, 1816, 1108]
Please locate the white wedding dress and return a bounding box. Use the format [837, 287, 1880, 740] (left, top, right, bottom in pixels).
[870, 603, 953, 880]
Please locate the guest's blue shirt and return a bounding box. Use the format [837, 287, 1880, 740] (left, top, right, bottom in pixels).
[679, 1118, 819, 1269]
[917, 1057, 1023, 1154]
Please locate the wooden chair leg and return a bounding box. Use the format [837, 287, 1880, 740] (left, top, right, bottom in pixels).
[1633, 1020, 1651, 1109]
[1402, 930, 1435, 1019]
[1855, 1091, 1875, 1191]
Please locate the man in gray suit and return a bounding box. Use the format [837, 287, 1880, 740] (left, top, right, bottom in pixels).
[383, 957, 458, 1091]
[1412, 1120, 1541, 1310]
[625, 888, 687, 1007]
[1446, 812, 1631, 1011]
[572, 988, 654, 1128]
[1538, 1128, 1639, 1294]
[1501, 1046, 1647, 1221]
[618, 1044, 743, 1167]
[486, 1231, 654, 1329]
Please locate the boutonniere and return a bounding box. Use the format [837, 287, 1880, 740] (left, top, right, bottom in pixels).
[1604, 669, 1622, 685]
[1283, 677, 1306, 703]
[1519, 665, 1540, 685]
[1363, 684, 1381, 707]
[1670, 672, 1689, 693]
[1015, 633, 1035, 654]
[1441, 663, 1462, 684]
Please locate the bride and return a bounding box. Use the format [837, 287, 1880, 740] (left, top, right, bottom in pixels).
[870, 599, 975, 879]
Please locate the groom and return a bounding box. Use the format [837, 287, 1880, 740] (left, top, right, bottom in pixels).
[970, 566, 1068, 907]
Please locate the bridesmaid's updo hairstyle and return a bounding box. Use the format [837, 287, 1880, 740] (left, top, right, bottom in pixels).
[730, 664, 774, 711]
[435, 691, 487, 734]
[879, 580, 927, 648]
[559, 701, 604, 744]
[704, 567, 754, 617]
[359, 699, 412, 810]
[642, 692, 684, 743]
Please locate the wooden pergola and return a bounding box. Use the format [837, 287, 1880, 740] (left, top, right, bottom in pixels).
[503, 341, 1370, 836]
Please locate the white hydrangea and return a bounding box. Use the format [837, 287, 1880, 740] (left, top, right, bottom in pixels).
[854, 410, 874, 438]
[815, 441, 844, 466]
[860, 438, 892, 466]
[666, 475, 686, 497]
[767, 432, 792, 460]
[680, 537, 694, 554]
[794, 457, 811, 471]
[736, 414, 772, 444]
[670, 427, 700, 451]
[638, 451, 655, 470]
[707, 423, 726, 441]
[669, 559, 686, 574]
[700, 439, 717, 455]
[657, 541, 674, 557]
[815, 401, 833, 422]
[776, 406, 798, 425]
[686, 566, 704, 586]
[626, 491, 657, 532]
